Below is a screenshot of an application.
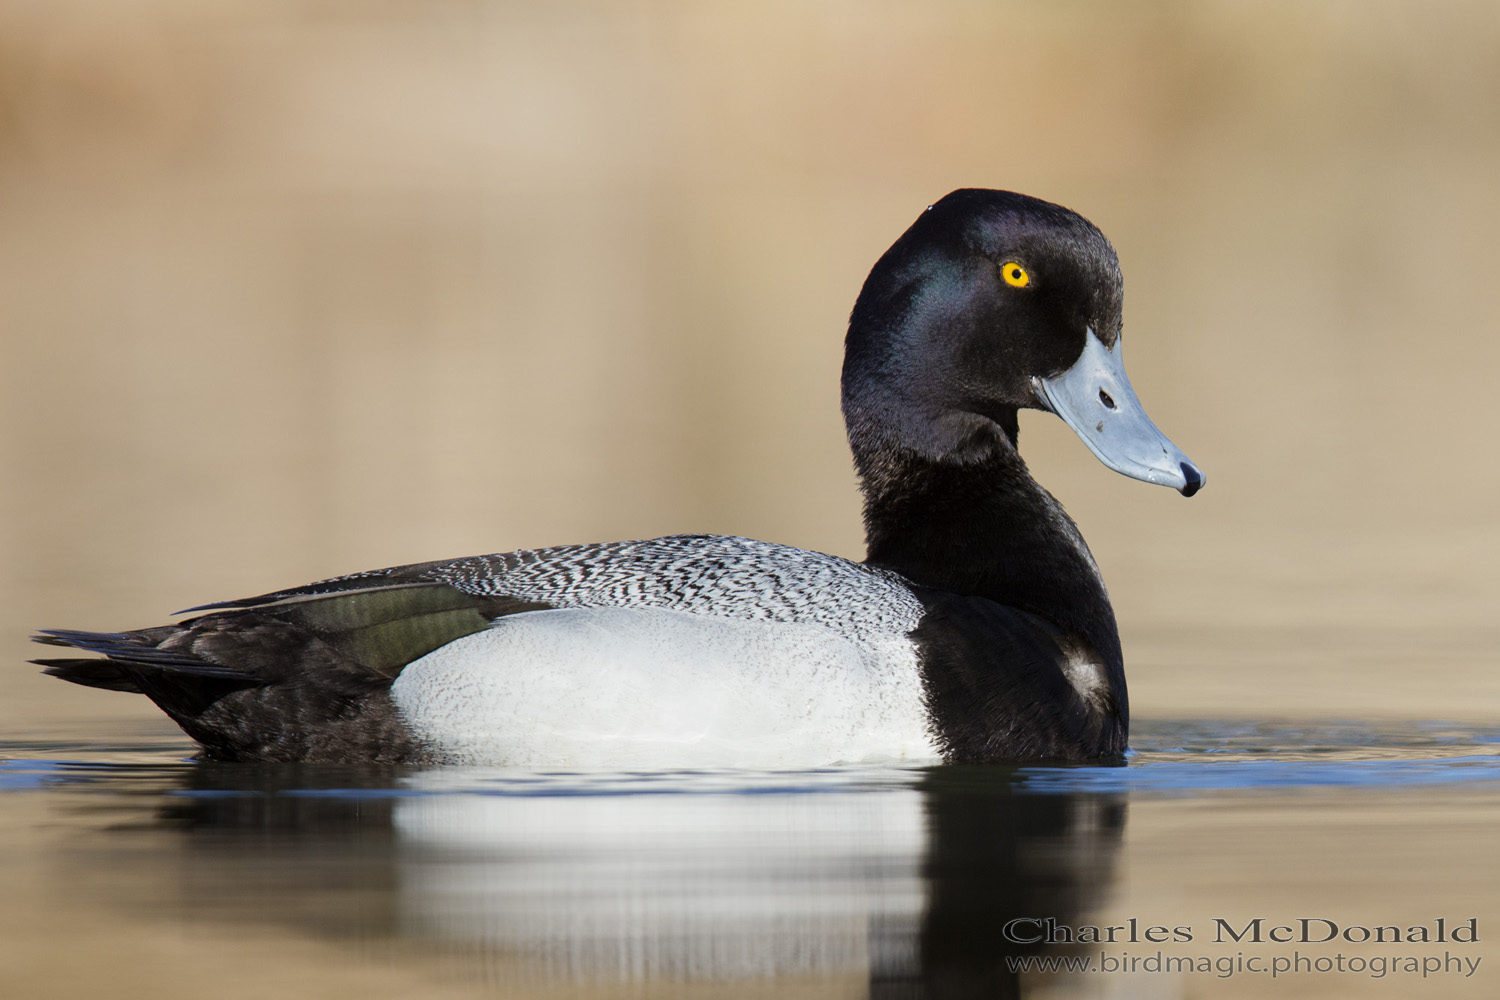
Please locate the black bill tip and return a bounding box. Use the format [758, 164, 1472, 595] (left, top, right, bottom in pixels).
[1178, 462, 1205, 498]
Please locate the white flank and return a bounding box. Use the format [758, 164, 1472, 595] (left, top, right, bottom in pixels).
[390, 607, 939, 768]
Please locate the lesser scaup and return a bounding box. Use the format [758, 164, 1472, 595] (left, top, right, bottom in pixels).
[35, 189, 1203, 766]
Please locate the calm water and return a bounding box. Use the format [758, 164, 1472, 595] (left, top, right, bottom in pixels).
[3, 720, 1497, 999]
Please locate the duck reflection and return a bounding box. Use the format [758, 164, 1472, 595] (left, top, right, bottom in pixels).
[884, 768, 1125, 998]
[153, 763, 1123, 998]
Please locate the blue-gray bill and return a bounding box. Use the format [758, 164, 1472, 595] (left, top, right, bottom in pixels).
[1031, 329, 1205, 497]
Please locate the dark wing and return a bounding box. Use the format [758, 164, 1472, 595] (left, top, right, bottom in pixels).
[33, 581, 550, 763]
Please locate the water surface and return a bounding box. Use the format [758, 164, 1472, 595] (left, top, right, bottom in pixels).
[3, 720, 1496, 998]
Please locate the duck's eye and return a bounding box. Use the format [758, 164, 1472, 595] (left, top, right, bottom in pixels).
[1001, 262, 1030, 288]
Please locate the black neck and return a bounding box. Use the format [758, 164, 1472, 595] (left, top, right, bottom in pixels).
[855, 414, 1123, 675]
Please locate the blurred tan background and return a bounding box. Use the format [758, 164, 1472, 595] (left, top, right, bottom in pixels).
[2, 0, 1498, 731]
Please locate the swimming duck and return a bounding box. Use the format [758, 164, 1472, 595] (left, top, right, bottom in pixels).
[34, 189, 1203, 767]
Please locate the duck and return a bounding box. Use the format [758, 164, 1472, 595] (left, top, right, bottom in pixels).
[33, 189, 1203, 768]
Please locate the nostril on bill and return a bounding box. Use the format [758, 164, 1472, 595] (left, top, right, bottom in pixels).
[1098, 389, 1116, 410]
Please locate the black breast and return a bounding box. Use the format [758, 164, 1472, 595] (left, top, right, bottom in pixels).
[911, 590, 1126, 761]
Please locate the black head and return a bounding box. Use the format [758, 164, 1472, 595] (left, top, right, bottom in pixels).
[842, 189, 1123, 466]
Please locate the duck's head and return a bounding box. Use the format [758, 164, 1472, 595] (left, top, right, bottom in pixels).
[843, 189, 1203, 497]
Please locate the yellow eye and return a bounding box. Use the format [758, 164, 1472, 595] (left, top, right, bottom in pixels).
[1001, 262, 1030, 288]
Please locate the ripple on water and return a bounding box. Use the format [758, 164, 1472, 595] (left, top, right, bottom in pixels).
[3, 719, 1499, 800]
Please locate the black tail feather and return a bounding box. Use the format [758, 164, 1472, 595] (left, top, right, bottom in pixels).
[33, 657, 142, 693]
[32, 628, 259, 682]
